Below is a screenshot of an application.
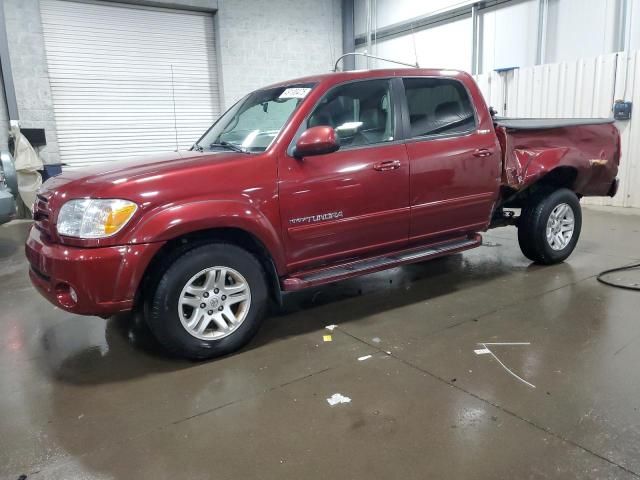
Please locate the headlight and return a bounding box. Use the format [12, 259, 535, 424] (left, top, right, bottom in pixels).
[57, 199, 138, 238]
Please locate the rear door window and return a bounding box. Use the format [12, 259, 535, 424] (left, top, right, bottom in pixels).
[402, 78, 476, 138]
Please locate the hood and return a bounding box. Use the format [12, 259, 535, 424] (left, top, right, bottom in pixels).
[37, 148, 279, 246]
[41, 150, 247, 199]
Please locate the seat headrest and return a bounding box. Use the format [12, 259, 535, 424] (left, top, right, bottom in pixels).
[309, 110, 333, 128]
[435, 101, 462, 120]
[361, 108, 385, 130]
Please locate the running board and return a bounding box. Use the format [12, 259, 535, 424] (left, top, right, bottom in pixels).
[281, 234, 482, 291]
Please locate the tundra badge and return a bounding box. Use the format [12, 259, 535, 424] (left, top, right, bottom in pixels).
[289, 211, 344, 225]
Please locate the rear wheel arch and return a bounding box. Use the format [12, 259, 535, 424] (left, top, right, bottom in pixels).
[502, 166, 580, 209]
[536, 166, 579, 191]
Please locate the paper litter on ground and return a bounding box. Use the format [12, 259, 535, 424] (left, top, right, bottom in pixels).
[325, 324, 337, 331]
[357, 355, 372, 361]
[327, 393, 351, 406]
[323, 335, 332, 342]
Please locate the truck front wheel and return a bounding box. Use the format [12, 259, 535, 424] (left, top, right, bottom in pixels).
[146, 243, 268, 360]
[517, 188, 582, 265]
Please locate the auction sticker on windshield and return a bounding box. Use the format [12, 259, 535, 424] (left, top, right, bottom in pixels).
[279, 87, 311, 99]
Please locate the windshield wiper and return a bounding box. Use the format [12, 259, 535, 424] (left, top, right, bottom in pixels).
[209, 141, 249, 154]
[191, 142, 204, 152]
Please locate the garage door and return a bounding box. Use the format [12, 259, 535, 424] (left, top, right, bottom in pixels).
[40, 0, 221, 169]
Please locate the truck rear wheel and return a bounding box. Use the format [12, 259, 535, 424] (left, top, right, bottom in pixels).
[517, 188, 582, 265]
[146, 243, 268, 360]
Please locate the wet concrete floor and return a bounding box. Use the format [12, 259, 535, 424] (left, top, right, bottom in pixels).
[1, 207, 639, 479]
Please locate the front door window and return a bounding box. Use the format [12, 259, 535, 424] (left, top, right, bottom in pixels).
[307, 79, 395, 147]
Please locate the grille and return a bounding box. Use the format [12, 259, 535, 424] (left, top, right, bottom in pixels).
[33, 194, 52, 239]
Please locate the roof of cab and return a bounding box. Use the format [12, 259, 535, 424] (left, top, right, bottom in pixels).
[263, 68, 471, 90]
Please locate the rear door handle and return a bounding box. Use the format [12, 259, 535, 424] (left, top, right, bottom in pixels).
[373, 160, 401, 171]
[473, 148, 494, 158]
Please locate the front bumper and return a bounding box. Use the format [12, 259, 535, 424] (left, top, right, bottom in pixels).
[25, 226, 163, 316]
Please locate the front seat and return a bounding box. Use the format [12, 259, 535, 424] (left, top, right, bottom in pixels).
[351, 108, 387, 146]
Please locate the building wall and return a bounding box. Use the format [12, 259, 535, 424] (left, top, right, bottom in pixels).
[354, 0, 639, 74]
[355, 17, 472, 71]
[3, 0, 58, 163]
[217, 0, 341, 107]
[475, 50, 640, 208]
[545, 0, 618, 64]
[481, 0, 538, 72]
[0, 0, 341, 164]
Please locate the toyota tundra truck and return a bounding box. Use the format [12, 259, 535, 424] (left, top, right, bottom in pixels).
[25, 69, 620, 359]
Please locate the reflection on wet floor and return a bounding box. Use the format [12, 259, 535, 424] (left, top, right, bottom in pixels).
[1, 208, 640, 479]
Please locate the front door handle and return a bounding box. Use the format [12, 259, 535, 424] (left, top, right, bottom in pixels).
[473, 148, 494, 158]
[373, 160, 401, 171]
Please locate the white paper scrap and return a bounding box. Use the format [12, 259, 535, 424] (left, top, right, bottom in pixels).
[325, 325, 337, 331]
[357, 355, 372, 361]
[474, 348, 491, 355]
[327, 393, 351, 406]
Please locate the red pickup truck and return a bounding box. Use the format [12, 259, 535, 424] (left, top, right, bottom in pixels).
[25, 69, 620, 359]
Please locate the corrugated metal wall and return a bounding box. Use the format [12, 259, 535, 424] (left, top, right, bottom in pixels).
[40, 0, 221, 169]
[475, 51, 640, 208]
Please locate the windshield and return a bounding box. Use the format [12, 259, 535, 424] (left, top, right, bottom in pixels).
[195, 83, 316, 153]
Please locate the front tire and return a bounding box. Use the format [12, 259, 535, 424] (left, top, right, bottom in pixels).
[146, 243, 268, 360]
[517, 188, 582, 265]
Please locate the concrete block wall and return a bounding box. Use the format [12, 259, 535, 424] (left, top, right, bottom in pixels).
[0, 0, 342, 164]
[217, 0, 342, 107]
[3, 0, 58, 163]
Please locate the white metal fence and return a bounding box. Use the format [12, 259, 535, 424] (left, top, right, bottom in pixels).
[475, 51, 640, 208]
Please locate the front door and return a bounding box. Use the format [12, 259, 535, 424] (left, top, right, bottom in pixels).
[279, 79, 410, 270]
[401, 77, 501, 242]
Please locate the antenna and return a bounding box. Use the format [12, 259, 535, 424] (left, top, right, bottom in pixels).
[170, 64, 179, 151]
[333, 52, 419, 72]
[410, 23, 419, 69]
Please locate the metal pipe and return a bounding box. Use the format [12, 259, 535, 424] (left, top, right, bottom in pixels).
[535, 0, 548, 65]
[615, 0, 628, 52]
[471, 4, 479, 75]
[341, 0, 355, 70]
[333, 52, 419, 72]
[0, 1, 19, 120]
[354, 0, 515, 46]
[366, 0, 372, 68]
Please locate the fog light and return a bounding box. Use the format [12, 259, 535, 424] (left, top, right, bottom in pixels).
[55, 283, 78, 308]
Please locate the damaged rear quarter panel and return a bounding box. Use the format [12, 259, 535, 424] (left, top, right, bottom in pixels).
[497, 123, 620, 195]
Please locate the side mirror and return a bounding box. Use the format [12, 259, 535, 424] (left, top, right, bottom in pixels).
[294, 126, 340, 158]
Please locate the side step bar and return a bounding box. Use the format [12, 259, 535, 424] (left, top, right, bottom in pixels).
[282, 234, 482, 291]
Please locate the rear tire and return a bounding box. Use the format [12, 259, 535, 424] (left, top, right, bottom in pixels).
[517, 188, 582, 265]
[146, 243, 268, 360]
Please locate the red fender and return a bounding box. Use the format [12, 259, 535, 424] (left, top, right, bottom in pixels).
[127, 199, 286, 273]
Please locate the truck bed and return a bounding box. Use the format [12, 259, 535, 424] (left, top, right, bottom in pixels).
[494, 119, 620, 197]
[495, 117, 615, 130]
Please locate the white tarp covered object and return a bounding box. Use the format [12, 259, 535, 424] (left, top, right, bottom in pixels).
[10, 123, 43, 212]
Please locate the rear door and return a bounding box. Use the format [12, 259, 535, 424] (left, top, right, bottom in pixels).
[278, 78, 410, 270]
[401, 77, 501, 242]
